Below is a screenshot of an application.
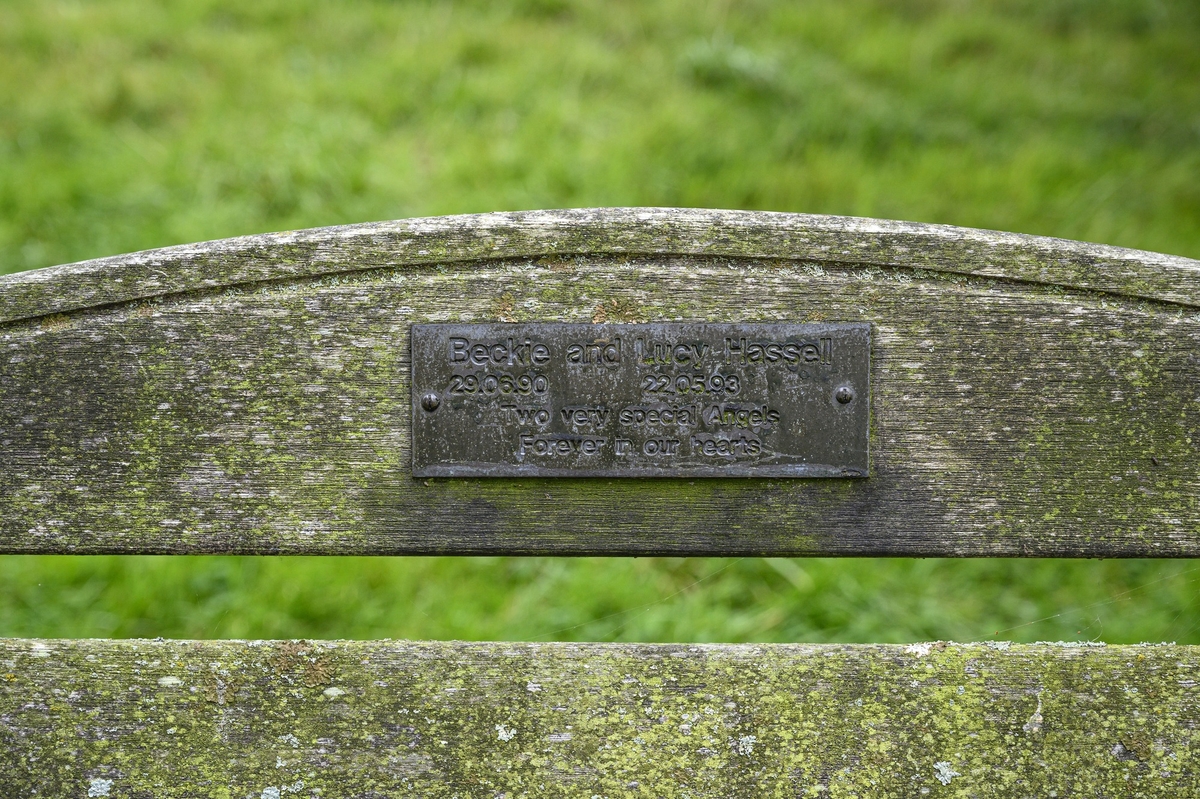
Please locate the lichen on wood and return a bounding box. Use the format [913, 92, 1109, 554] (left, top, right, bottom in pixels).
[1, 209, 1197, 325]
[1, 639, 1197, 797]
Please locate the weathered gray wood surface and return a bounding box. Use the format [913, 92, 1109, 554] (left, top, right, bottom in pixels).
[2, 639, 1196, 797]
[1, 209, 1197, 555]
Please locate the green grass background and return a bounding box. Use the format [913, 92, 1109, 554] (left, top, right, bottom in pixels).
[1, 0, 1198, 643]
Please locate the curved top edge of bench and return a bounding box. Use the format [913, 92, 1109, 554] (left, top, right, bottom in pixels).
[1, 207, 1197, 324]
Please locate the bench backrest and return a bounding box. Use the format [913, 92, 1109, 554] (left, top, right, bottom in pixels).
[1, 208, 1197, 557]
[2, 209, 1198, 797]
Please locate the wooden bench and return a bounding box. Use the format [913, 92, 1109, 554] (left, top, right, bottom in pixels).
[1, 208, 1197, 796]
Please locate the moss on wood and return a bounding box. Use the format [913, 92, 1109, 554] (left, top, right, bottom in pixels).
[1, 639, 1197, 797]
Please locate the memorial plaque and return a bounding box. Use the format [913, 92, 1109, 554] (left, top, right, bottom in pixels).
[411, 322, 870, 478]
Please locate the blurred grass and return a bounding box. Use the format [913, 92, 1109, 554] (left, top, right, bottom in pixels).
[1, 0, 1198, 643]
[2, 557, 1198, 644]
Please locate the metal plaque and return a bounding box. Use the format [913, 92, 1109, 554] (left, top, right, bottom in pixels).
[411, 322, 870, 478]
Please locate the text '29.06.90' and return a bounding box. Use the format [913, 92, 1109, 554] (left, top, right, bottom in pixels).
[411, 322, 870, 478]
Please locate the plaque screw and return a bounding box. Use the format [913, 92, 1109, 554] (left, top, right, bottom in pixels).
[421, 392, 441, 412]
[835, 386, 855, 404]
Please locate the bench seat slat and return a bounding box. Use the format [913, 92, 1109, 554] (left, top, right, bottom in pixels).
[2, 639, 1197, 796]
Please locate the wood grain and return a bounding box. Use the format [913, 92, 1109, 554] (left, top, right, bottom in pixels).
[2, 209, 1196, 325]
[1, 210, 1197, 555]
[2, 639, 1197, 797]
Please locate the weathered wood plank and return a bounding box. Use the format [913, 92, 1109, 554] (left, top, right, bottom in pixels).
[1, 209, 1196, 325]
[1, 639, 1196, 797]
[1, 210, 1198, 555]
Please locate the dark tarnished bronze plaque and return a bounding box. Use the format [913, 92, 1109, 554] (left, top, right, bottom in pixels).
[411, 322, 870, 478]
